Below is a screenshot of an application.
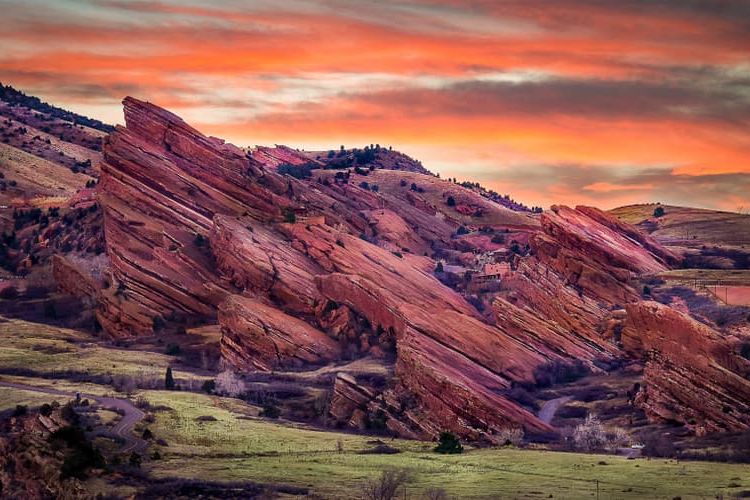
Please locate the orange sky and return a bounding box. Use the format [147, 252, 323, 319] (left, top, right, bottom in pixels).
[1, 0, 749, 210]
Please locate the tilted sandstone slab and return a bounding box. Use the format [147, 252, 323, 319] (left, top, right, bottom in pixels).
[621, 301, 750, 433]
[532, 205, 674, 304]
[219, 294, 341, 371]
[98, 97, 291, 335]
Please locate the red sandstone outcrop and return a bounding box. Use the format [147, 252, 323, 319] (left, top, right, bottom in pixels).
[252, 145, 322, 170]
[219, 295, 341, 371]
[532, 205, 673, 304]
[94, 97, 744, 441]
[52, 254, 99, 301]
[621, 301, 750, 433]
[575, 206, 681, 267]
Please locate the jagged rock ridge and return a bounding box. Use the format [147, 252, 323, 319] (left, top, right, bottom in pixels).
[85, 97, 750, 441]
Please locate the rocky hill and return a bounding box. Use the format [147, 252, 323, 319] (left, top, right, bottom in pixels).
[40, 96, 745, 442]
[2, 90, 748, 445]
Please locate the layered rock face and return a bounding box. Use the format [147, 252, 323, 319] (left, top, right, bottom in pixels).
[94, 97, 748, 442]
[532, 205, 673, 304]
[97, 97, 290, 336]
[620, 301, 750, 434]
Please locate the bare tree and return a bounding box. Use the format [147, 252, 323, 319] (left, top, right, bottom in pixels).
[361, 469, 412, 500]
[424, 487, 448, 499]
[573, 414, 629, 452]
[497, 427, 524, 447]
[215, 370, 246, 397]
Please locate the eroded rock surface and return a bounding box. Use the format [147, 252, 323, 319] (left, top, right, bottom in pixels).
[91, 97, 748, 441]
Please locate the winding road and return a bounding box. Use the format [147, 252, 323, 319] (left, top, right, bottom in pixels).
[0, 380, 147, 454]
[538, 395, 573, 425]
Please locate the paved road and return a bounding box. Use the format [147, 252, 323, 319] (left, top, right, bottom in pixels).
[0, 380, 147, 454]
[538, 395, 573, 424]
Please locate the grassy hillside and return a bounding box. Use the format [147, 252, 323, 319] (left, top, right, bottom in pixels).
[1, 316, 749, 498]
[316, 168, 540, 228]
[611, 204, 750, 247]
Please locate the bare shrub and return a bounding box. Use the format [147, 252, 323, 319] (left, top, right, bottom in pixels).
[215, 370, 246, 397]
[572, 415, 629, 452]
[497, 427, 524, 447]
[112, 374, 136, 395]
[361, 469, 412, 500]
[424, 487, 448, 500]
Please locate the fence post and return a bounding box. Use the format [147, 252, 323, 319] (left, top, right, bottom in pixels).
[596, 479, 599, 500]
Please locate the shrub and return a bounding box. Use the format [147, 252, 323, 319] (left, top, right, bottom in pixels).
[201, 380, 216, 394]
[282, 207, 296, 223]
[277, 162, 312, 179]
[456, 225, 469, 235]
[215, 370, 246, 397]
[642, 434, 676, 458]
[0, 285, 19, 299]
[361, 469, 412, 500]
[653, 206, 665, 217]
[12, 404, 27, 417]
[129, 452, 142, 468]
[572, 415, 629, 452]
[435, 261, 444, 273]
[533, 360, 588, 388]
[446, 196, 455, 207]
[400, 179, 407, 187]
[491, 234, 505, 244]
[165, 343, 181, 356]
[434, 431, 463, 454]
[497, 427, 524, 447]
[142, 428, 154, 440]
[260, 404, 281, 419]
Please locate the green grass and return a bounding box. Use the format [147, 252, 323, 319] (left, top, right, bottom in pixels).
[0, 318, 204, 384]
[0, 386, 60, 411]
[142, 390, 750, 499]
[2, 316, 749, 498]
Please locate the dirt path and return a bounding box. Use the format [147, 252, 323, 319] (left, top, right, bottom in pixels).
[0, 380, 147, 454]
[538, 396, 573, 425]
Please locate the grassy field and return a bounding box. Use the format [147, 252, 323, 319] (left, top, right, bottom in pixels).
[657, 269, 750, 283]
[140, 391, 750, 499]
[611, 204, 750, 247]
[0, 317, 206, 384]
[0, 386, 61, 411]
[1, 315, 750, 498]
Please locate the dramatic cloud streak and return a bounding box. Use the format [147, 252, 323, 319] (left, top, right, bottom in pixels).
[1, 0, 748, 209]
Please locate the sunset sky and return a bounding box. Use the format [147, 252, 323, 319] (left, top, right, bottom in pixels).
[1, 0, 749, 210]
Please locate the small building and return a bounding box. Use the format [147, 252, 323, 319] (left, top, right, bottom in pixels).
[473, 262, 512, 284]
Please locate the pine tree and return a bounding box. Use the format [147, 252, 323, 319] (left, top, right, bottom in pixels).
[165, 366, 175, 390]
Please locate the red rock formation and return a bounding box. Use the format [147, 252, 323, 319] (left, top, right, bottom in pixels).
[97, 97, 291, 335]
[252, 145, 322, 170]
[532, 205, 672, 304]
[575, 206, 681, 267]
[52, 255, 99, 301]
[96, 98, 744, 441]
[621, 301, 750, 433]
[219, 295, 341, 371]
[328, 373, 377, 428]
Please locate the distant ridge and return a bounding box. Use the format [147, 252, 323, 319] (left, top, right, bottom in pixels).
[0, 83, 114, 133]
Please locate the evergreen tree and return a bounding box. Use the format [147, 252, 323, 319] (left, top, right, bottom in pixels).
[165, 366, 175, 390]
